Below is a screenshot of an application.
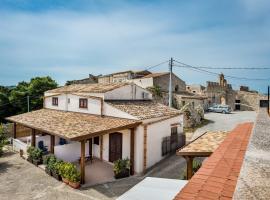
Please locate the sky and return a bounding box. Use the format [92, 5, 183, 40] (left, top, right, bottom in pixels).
[0, 0, 270, 92]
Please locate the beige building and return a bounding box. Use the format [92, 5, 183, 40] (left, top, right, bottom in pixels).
[98, 70, 151, 84]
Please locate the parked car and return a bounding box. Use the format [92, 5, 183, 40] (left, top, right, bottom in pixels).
[208, 104, 232, 114]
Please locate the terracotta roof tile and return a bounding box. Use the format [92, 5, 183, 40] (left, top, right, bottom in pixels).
[177, 131, 228, 156]
[46, 82, 129, 93]
[6, 109, 140, 140]
[174, 122, 253, 200]
[107, 100, 181, 120]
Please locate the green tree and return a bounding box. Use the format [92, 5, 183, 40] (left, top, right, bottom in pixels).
[1, 76, 58, 122]
[28, 77, 57, 110]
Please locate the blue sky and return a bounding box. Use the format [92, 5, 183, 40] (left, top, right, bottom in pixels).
[0, 0, 270, 92]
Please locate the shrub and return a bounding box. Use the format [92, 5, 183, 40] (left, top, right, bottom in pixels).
[52, 159, 64, 175]
[113, 158, 130, 175]
[32, 148, 43, 161]
[0, 124, 8, 156]
[27, 146, 36, 159]
[43, 154, 55, 165]
[59, 162, 80, 182]
[47, 154, 57, 171]
[69, 169, 80, 183]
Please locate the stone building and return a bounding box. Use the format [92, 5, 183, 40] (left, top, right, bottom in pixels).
[186, 84, 206, 95]
[97, 70, 151, 83]
[66, 74, 98, 85]
[205, 73, 236, 109]
[131, 72, 186, 92]
[205, 74, 267, 111]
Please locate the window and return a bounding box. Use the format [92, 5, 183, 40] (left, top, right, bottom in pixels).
[175, 85, 179, 92]
[142, 92, 149, 99]
[94, 136, 99, 145]
[171, 126, 178, 136]
[192, 102, 195, 109]
[182, 101, 185, 106]
[79, 98, 88, 108]
[52, 97, 58, 106]
[68, 98, 70, 104]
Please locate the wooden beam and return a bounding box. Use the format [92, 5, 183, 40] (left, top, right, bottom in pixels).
[185, 156, 194, 180]
[50, 135, 55, 153]
[80, 140, 85, 184]
[143, 125, 147, 172]
[130, 128, 135, 175]
[13, 123, 17, 139]
[31, 129, 36, 147]
[89, 138, 93, 160]
[100, 135, 103, 161]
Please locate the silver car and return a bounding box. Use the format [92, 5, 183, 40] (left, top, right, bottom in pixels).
[208, 104, 232, 114]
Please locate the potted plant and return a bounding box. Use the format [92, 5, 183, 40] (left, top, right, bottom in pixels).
[47, 154, 57, 175]
[43, 154, 55, 176]
[68, 164, 81, 189]
[51, 160, 63, 181]
[59, 162, 71, 184]
[113, 158, 130, 179]
[26, 146, 35, 163]
[32, 148, 43, 166]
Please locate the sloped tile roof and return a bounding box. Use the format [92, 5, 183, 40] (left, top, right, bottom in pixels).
[6, 109, 141, 141]
[46, 83, 129, 93]
[106, 100, 182, 120]
[177, 131, 228, 156]
[174, 122, 253, 200]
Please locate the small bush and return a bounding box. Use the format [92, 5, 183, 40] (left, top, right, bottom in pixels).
[0, 124, 8, 156]
[113, 158, 130, 175]
[59, 162, 80, 182]
[27, 146, 36, 159]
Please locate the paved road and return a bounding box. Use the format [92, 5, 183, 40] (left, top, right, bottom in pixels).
[0, 147, 143, 200]
[192, 111, 257, 140]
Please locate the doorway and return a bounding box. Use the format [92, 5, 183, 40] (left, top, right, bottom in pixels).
[109, 132, 122, 162]
[235, 100, 241, 110]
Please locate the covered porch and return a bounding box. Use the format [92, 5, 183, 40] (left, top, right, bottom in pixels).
[6, 109, 141, 185]
[176, 131, 227, 179]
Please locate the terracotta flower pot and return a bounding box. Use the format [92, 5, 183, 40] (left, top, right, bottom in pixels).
[69, 181, 80, 189]
[62, 177, 69, 184]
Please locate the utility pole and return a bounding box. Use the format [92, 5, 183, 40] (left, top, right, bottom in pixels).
[267, 85, 270, 114]
[27, 95, 30, 112]
[169, 57, 173, 107]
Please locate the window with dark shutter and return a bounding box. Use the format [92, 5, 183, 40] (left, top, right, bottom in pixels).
[52, 97, 58, 106]
[94, 136, 99, 145]
[79, 98, 88, 108]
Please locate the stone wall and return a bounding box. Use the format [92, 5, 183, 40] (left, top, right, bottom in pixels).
[235, 91, 267, 111]
[153, 73, 186, 93]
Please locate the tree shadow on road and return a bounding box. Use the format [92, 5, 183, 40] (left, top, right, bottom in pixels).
[0, 161, 13, 174]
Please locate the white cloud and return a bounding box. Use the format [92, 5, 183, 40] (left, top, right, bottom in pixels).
[0, 2, 269, 92]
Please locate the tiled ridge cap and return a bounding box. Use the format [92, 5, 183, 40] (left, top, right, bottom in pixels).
[174, 122, 253, 200]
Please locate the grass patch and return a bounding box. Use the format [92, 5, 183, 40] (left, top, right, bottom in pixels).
[184, 119, 214, 133]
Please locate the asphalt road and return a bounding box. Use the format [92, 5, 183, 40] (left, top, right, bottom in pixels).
[191, 111, 257, 140]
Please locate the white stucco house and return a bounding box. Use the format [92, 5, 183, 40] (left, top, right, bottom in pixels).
[7, 82, 184, 185]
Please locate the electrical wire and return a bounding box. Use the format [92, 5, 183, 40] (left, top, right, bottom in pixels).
[145, 60, 169, 71]
[173, 60, 270, 81]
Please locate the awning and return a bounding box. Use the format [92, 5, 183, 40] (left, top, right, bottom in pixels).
[6, 109, 141, 141]
[177, 131, 228, 157]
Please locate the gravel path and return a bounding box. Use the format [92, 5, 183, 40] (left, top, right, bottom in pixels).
[191, 111, 257, 140]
